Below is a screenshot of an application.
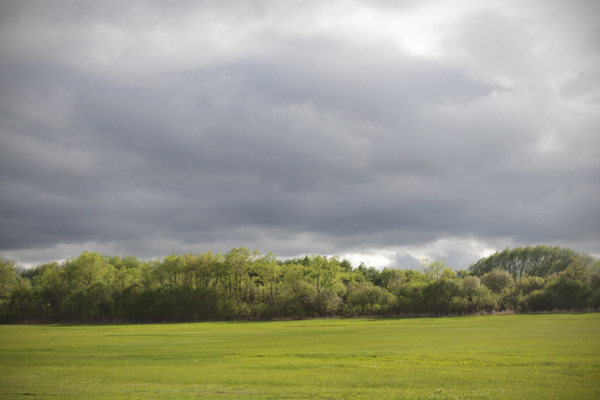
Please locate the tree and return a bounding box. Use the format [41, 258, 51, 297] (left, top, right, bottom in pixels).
[480, 269, 515, 294]
[183, 251, 221, 289]
[113, 266, 140, 298]
[253, 253, 282, 305]
[346, 282, 396, 315]
[469, 246, 594, 278]
[421, 279, 461, 315]
[420, 259, 450, 283]
[109, 256, 142, 298]
[0, 258, 18, 300]
[60, 251, 114, 290]
[340, 259, 353, 273]
[280, 262, 316, 316]
[222, 246, 258, 301]
[516, 276, 545, 296]
[480, 269, 515, 310]
[305, 256, 345, 316]
[155, 254, 186, 289]
[356, 263, 380, 284]
[543, 265, 592, 310]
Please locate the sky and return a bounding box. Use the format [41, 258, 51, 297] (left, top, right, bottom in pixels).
[1, 0, 599, 270]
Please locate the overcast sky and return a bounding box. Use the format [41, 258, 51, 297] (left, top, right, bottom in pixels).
[1, 0, 599, 270]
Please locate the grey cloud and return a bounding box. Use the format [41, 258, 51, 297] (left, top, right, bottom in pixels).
[1, 1, 599, 267]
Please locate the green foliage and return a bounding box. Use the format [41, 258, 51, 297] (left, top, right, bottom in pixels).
[356, 262, 380, 283]
[61, 251, 114, 290]
[345, 282, 396, 315]
[0, 257, 18, 299]
[517, 275, 546, 295]
[1, 245, 599, 323]
[481, 269, 515, 293]
[420, 258, 449, 283]
[469, 245, 593, 278]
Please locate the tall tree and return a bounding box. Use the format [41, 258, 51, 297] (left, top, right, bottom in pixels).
[469, 246, 593, 277]
[0, 258, 18, 300]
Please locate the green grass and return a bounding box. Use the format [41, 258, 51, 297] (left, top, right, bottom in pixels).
[1, 314, 599, 399]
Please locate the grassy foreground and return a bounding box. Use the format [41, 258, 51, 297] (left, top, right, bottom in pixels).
[1, 314, 599, 399]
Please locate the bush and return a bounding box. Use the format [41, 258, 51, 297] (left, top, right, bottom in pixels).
[346, 282, 397, 316]
[481, 269, 515, 294]
[470, 285, 497, 312]
[520, 289, 554, 312]
[516, 276, 546, 296]
[545, 278, 590, 310]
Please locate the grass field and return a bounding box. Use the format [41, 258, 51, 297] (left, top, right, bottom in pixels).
[1, 314, 599, 399]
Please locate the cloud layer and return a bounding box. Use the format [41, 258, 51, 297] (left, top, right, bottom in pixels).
[1, 0, 599, 268]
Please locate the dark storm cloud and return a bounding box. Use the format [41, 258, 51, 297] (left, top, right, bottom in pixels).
[1, 0, 599, 267]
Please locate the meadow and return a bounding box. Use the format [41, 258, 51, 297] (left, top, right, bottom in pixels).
[1, 313, 599, 399]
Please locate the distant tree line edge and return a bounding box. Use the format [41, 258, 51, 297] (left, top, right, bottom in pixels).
[1, 245, 599, 323]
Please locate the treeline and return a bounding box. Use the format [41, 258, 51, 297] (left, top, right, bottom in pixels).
[0, 245, 599, 323]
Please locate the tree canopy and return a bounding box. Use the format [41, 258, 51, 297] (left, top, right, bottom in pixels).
[468, 245, 596, 278]
[1, 246, 598, 323]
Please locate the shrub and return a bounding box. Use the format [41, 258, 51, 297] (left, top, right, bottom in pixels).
[481, 269, 515, 294]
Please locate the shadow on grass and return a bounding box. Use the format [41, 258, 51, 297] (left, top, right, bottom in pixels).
[39, 309, 599, 327]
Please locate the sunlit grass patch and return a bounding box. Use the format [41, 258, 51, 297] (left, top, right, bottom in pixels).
[1, 313, 599, 399]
